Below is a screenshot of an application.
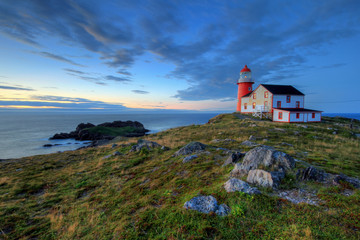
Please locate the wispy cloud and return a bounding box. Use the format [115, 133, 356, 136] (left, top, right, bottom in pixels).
[0, 85, 35, 91]
[132, 90, 149, 94]
[34, 51, 84, 67]
[105, 75, 131, 82]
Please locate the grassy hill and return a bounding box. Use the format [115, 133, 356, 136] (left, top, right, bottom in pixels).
[0, 113, 359, 239]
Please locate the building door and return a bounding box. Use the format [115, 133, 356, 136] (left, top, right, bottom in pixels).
[304, 113, 308, 122]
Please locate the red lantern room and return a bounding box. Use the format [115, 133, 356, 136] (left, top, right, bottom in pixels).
[237, 65, 254, 112]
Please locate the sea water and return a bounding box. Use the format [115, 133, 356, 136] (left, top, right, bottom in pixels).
[0, 111, 219, 159]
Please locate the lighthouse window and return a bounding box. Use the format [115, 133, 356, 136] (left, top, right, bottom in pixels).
[253, 93, 256, 99]
[264, 91, 269, 98]
[252, 102, 256, 109]
[286, 95, 291, 103]
[248, 87, 251, 91]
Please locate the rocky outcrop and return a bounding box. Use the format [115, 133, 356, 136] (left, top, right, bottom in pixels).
[333, 174, 360, 188]
[247, 169, 285, 188]
[174, 142, 207, 156]
[183, 195, 230, 216]
[129, 139, 164, 152]
[50, 120, 149, 141]
[182, 155, 198, 163]
[241, 140, 259, 147]
[224, 178, 260, 194]
[231, 146, 295, 178]
[297, 166, 327, 182]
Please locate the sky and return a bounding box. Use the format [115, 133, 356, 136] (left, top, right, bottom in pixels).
[0, 0, 360, 113]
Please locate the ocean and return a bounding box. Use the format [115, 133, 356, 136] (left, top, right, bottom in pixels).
[0, 111, 219, 159]
[0, 111, 358, 159]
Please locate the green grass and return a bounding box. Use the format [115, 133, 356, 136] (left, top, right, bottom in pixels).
[0, 113, 359, 239]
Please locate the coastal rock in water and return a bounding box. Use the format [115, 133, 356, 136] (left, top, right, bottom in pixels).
[174, 142, 207, 156]
[224, 178, 260, 194]
[297, 166, 327, 182]
[231, 146, 295, 177]
[76, 123, 95, 132]
[183, 195, 230, 216]
[247, 169, 285, 188]
[223, 152, 243, 166]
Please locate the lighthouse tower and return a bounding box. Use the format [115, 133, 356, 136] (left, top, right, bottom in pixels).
[236, 65, 254, 112]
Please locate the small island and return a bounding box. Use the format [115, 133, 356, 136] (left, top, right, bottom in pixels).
[50, 120, 149, 144]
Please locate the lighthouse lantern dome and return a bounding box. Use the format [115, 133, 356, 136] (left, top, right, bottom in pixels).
[238, 65, 253, 83]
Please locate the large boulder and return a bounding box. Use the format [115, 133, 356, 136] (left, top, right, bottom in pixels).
[246, 169, 285, 188]
[174, 142, 207, 156]
[183, 195, 230, 216]
[230, 146, 295, 177]
[224, 178, 260, 194]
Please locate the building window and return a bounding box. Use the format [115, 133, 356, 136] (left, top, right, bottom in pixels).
[277, 101, 281, 108]
[286, 95, 291, 103]
[296, 113, 300, 119]
[278, 112, 283, 119]
[296, 101, 300, 108]
[264, 91, 269, 98]
[252, 102, 256, 109]
[253, 93, 256, 99]
[264, 101, 268, 107]
[244, 103, 247, 109]
[312, 113, 315, 118]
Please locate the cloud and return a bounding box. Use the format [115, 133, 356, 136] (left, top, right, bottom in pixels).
[0, 95, 127, 110]
[1, 0, 359, 102]
[0, 85, 35, 91]
[63, 68, 85, 74]
[105, 75, 131, 83]
[35, 51, 84, 67]
[132, 90, 149, 94]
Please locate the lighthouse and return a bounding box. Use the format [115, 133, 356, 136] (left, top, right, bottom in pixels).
[237, 65, 254, 112]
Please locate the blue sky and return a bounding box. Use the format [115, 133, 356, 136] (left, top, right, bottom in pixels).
[0, 0, 359, 113]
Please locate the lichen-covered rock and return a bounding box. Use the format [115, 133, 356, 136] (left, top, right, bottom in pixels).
[246, 169, 285, 188]
[174, 142, 207, 156]
[129, 139, 162, 152]
[224, 178, 260, 194]
[183, 195, 230, 216]
[231, 146, 295, 177]
[297, 166, 327, 182]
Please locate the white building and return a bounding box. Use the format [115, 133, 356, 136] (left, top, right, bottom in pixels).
[237, 65, 322, 123]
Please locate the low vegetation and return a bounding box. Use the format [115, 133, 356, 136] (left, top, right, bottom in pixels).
[0, 113, 359, 239]
[87, 126, 145, 137]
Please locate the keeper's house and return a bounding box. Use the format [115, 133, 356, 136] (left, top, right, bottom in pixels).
[236, 65, 322, 123]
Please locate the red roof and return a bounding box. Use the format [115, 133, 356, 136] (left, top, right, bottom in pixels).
[240, 65, 251, 72]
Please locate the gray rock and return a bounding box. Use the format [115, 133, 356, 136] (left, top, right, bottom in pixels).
[113, 151, 123, 156]
[224, 178, 260, 194]
[274, 128, 286, 132]
[211, 139, 235, 143]
[333, 174, 360, 188]
[182, 155, 198, 163]
[161, 146, 170, 151]
[297, 166, 327, 182]
[174, 142, 207, 156]
[296, 124, 308, 129]
[247, 169, 285, 188]
[183, 195, 230, 216]
[215, 204, 231, 216]
[332, 131, 337, 135]
[241, 140, 259, 147]
[231, 146, 295, 177]
[129, 139, 163, 152]
[111, 144, 118, 148]
[281, 142, 293, 147]
[223, 152, 243, 166]
[102, 154, 112, 160]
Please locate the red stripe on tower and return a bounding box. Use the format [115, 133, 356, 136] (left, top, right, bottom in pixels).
[237, 65, 254, 112]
